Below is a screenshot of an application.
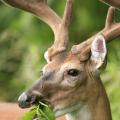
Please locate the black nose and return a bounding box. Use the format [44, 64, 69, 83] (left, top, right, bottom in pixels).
[18, 92, 31, 108]
[18, 92, 43, 108]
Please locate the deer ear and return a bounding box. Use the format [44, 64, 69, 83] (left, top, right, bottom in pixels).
[91, 35, 107, 69]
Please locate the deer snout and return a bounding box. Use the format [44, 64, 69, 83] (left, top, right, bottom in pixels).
[18, 92, 44, 108]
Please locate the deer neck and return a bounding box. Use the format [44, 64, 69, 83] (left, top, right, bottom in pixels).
[65, 104, 91, 120]
[65, 79, 112, 120]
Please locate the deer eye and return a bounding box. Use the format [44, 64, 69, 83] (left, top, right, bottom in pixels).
[67, 69, 80, 76]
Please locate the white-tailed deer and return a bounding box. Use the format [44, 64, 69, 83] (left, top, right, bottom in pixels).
[1, 0, 120, 120]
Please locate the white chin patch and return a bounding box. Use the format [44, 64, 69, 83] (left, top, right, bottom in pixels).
[54, 103, 82, 118]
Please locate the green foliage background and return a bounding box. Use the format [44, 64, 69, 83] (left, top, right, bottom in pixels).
[0, 0, 120, 119]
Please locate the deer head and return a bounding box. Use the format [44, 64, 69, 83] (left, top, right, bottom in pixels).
[2, 0, 120, 119]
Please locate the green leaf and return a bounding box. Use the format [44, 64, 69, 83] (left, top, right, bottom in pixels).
[22, 108, 36, 120]
[22, 102, 55, 120]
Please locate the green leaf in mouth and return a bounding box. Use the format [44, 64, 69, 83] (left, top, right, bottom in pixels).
[22, 102, 55, 120]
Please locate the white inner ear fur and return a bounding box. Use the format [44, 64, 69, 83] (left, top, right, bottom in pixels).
[91, 34, 107, 69]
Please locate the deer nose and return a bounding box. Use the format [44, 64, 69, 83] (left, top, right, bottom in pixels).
[18, 92, 31, 108]
[18, 92, 43, 108]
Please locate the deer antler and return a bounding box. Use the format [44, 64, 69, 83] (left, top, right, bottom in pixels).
[2, 0, 74, 63]
[3, 0, 61, 36]
[103, 7, 120, 41]
[99, 0, 120, 8]
[4, 0, 74, 62]
[45, 0, 74, 62]
[71, 7, 120, 61]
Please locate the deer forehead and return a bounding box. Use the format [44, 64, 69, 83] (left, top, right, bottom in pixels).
[60, 60, 84, 72]
[42, 62, 61, 73]
[42, 59, 84, 75]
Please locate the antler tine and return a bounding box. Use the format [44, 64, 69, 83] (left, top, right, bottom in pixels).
[71, 7, 120, 61]
[105, 7, 115, 28]
[103, 7, 120, 42]
[2, 0, 61, 36]
[54, 0, 74, 51]
[2, 0, 74, 62]
[62, 0, 74, 29]
[45, 0, 74, 62]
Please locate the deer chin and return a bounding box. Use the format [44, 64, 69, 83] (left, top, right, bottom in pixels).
[54, 103, 83, 118]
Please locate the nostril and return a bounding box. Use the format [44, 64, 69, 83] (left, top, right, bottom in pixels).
[18, 92, 31, 108]
[18, 92, 45, 108]
[26, 96, 32, 103]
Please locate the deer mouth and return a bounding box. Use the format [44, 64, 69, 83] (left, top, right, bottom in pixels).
[18, 92, 46, 109]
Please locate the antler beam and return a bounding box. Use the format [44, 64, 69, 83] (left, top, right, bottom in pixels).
[2, 0, 74, 62]
[3, 0, 61, 36]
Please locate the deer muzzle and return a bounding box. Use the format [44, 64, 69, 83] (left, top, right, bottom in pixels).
[18, 91, 44, 108]
[18, 71, 54, 108]
[18, 79, 45, 108]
